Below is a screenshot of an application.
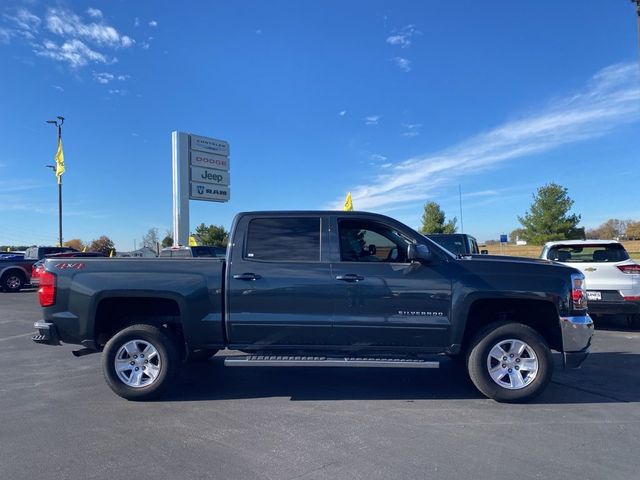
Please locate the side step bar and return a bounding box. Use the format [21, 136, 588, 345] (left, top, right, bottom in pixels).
[224, 355, 439, 369]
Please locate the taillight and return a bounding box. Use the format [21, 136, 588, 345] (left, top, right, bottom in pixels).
[38, 272, 56, 307]
[31, 265, 39, 279]
[570, 273, 587, 310]
[617, 264, 640, 274]
[624, 296, 640, 301]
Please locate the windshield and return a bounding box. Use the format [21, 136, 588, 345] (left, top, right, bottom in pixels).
[546, 244, 629, 263]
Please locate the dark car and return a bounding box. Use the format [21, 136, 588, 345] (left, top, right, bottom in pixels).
[159, 246, 226, 258]
[33, 210, 593, 403]
[426, 233, 485, 255]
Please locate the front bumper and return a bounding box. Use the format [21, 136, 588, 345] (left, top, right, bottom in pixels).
[560, 315, 593, 368]
[32, 320, 61, 346]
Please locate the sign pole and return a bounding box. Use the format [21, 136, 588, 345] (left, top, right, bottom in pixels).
[172, 132, 190, 247]
[57, 123, 63, 248]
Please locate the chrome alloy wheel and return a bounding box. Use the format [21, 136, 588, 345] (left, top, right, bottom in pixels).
[114, 339, 161, 388]
[486, 338, 539, 390]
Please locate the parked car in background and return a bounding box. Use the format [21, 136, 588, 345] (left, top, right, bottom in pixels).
[159, 245, 226, 258]
[541, 240, 640, 327]
[24, 246, 78, 261]
[0, 255, 34, 292]
[31, 251, 108, 287]
[425, 233, 487, 256]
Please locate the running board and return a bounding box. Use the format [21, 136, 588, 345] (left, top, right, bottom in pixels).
[224, 355, 439, 369]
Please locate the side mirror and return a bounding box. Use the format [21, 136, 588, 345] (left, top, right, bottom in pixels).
[407, 244, 432, 263]
[480, 249, 489, 255]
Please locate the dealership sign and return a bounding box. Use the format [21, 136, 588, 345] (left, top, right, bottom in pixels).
[172, 131, 231, 246]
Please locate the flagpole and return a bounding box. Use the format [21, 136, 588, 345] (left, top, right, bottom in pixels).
[46, 116, 64, 247]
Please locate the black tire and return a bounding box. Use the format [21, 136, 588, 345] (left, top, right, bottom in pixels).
[102, 324, 180, 401]
[1, 271, 25, 292]
[185, 348, 219, 363]
[466, 322, 553, 403]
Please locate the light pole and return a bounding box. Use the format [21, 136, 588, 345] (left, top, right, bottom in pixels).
[633, 1, 640, 53]
[46, 116, 64, 247]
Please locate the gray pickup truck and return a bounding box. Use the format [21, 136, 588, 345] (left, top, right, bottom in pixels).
[33, 211, 593, 402]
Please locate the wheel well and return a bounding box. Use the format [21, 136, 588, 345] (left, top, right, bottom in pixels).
[462, 299, 563, 352]
[94, 297, 182, 349]
[1, 268, 27, 280]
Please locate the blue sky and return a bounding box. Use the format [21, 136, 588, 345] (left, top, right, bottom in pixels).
[1, 0, 639, 250]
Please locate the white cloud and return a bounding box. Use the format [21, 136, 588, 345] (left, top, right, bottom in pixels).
[87, 8, 103, 19]
[93, 71, 114, 83]
[339, 110, 347, 116]
[394, 57, 411, 72]
[370, 153, 388, 162]
[365, 115, 382, 125]
[141, 42, 150, 50]
[134, 17, 140, 27]
[45, 7, 134, 48]
[34, 39, 108, 67]
[386, 24, 420, 48]
[330, 63, 640, 211]
[402, 123, 422, 137]
[2, 8, 41, 40]
[149, 20, 158, 27]
[52, 84, 64, 91]
[117, 74, 129, 81]
[108, 89, 127, 95]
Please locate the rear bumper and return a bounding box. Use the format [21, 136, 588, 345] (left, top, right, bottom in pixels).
[588, 300, 640, 315]
[32, 320, 61, 346]
[560, 315, 593, 368]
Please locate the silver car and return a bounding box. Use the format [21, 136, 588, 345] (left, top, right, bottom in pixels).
[541, 240, 640, 327]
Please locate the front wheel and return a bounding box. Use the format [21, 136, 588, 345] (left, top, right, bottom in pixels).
[466, 322, 553, 403]
[102, 324, 180, 401]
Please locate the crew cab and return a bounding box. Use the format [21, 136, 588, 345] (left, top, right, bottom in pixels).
[541, 240, 640, 327]
[33, 211, 593, 403]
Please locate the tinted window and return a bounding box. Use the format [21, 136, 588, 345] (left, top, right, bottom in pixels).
[245, 217, 320, 262]
[428, 235, 466, 255]
[339, 219, 409, 263]
[191, 246, 213, 257]
[547, 244, 629, 263]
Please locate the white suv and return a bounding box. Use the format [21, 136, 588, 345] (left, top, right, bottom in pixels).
[541, 240, 640, 327]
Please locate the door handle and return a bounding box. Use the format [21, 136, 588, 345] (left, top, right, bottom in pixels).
[335, 274, 365, 282]
[233, 273, 262, 281]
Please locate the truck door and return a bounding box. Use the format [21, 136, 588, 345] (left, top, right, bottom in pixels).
[226, 215, 335, 347]
[331, 217, 452, 349]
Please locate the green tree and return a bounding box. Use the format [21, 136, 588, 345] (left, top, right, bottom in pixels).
[419, 201, 457, 234]
[161, 234, 173, 248]
[518, 183, 581, 244]
[193, 224, 229, 247]
[89, 236, 115, 255]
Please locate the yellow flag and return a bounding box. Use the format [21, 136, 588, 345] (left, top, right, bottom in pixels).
[82, 246, 87, 252]
[343, 192, 353, 211]
[109, 249, 114, 258]
[188, 235, 199, 246]
[55, 138, 65, 183]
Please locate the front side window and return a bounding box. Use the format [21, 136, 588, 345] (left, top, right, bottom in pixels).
[339, 219, 409, 263]
[245, 217, 320, 262]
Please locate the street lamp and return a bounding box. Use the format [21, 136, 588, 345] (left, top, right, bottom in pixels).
[46, 116, 64, 247]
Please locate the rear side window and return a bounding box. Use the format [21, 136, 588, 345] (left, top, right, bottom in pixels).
[547, 244, 629, 263]
[245, 217, 320, 262]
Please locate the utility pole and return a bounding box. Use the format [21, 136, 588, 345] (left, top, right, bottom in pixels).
[46, 116, 64, 247]
[458, 184, 464, 234]
[633, 1, 640, 53]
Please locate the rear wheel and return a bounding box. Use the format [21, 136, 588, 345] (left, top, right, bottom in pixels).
[1, 271, 25, 292]
[102, 324, 180, 401]
[466, 322, 553, 403]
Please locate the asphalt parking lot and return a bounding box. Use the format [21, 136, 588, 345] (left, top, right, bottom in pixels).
[1, 291, 639, 480]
